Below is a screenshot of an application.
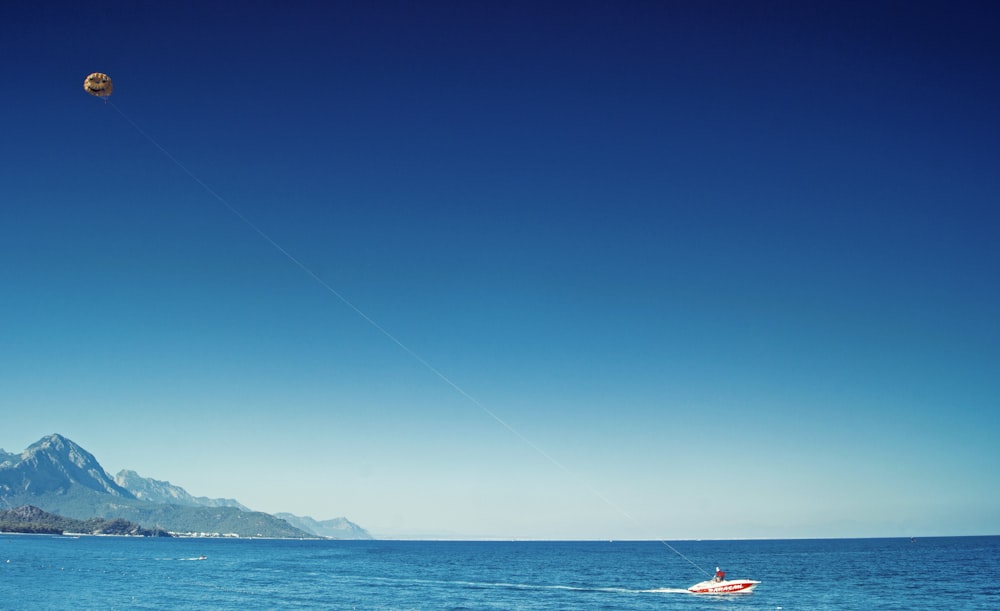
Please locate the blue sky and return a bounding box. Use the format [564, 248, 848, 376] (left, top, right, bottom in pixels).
[2, 1, 998, 539]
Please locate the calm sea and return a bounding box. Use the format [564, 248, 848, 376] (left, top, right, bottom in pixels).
[1, 535, 997, 609]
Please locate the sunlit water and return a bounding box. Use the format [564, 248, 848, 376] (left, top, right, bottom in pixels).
[2, 535, 997, 609]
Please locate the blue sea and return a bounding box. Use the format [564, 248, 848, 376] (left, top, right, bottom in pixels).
[1, 535, 997, 609]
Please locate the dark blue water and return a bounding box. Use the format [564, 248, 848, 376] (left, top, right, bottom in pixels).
[1, 536, 997, 609]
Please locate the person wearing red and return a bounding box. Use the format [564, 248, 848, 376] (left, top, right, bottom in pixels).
[714, 567, 726, 582]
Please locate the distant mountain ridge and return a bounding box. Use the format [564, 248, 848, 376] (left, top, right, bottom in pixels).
[0, 434, 369, 539]
[275, 513, 372, 540]
[113, 471, 371, 539]
[114, 470, 250, 511]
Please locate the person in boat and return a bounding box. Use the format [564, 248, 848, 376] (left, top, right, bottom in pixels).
[714, 567, 726, 582]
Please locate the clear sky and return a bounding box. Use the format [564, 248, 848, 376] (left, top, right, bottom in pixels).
[2, 1, 997, 540]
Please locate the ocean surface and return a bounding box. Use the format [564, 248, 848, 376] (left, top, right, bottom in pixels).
[1, 535, 997, 609]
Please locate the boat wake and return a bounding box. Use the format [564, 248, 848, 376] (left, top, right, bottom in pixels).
[357, 575, 692, 596]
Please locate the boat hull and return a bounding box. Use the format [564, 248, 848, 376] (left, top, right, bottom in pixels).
[688, 579, 760, 594]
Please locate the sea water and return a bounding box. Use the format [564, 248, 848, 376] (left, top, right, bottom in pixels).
[1, 535, 997, 609]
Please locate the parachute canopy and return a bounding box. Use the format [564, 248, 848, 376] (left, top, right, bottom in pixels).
[83, 72, 113, 98]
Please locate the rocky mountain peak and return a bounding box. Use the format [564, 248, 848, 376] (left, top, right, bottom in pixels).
[26, 434, 89, 465]
[7, 434, 133, 498]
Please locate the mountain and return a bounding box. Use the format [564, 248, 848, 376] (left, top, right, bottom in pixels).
[274, 513, 373, 540]
[112, 470, 373, 540]
[0, 505, 170, 537]
[114, 470, 250, 511]
[0, 434, 311, 538]
[0, 434, 133, 498]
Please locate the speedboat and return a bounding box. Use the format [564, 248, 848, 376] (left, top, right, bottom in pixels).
[688, 578, 761, 594]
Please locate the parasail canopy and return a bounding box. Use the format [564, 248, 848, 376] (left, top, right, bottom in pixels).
[83, 72, 113, 98]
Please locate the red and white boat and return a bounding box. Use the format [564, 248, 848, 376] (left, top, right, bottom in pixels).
[687, 578, 760, 594]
